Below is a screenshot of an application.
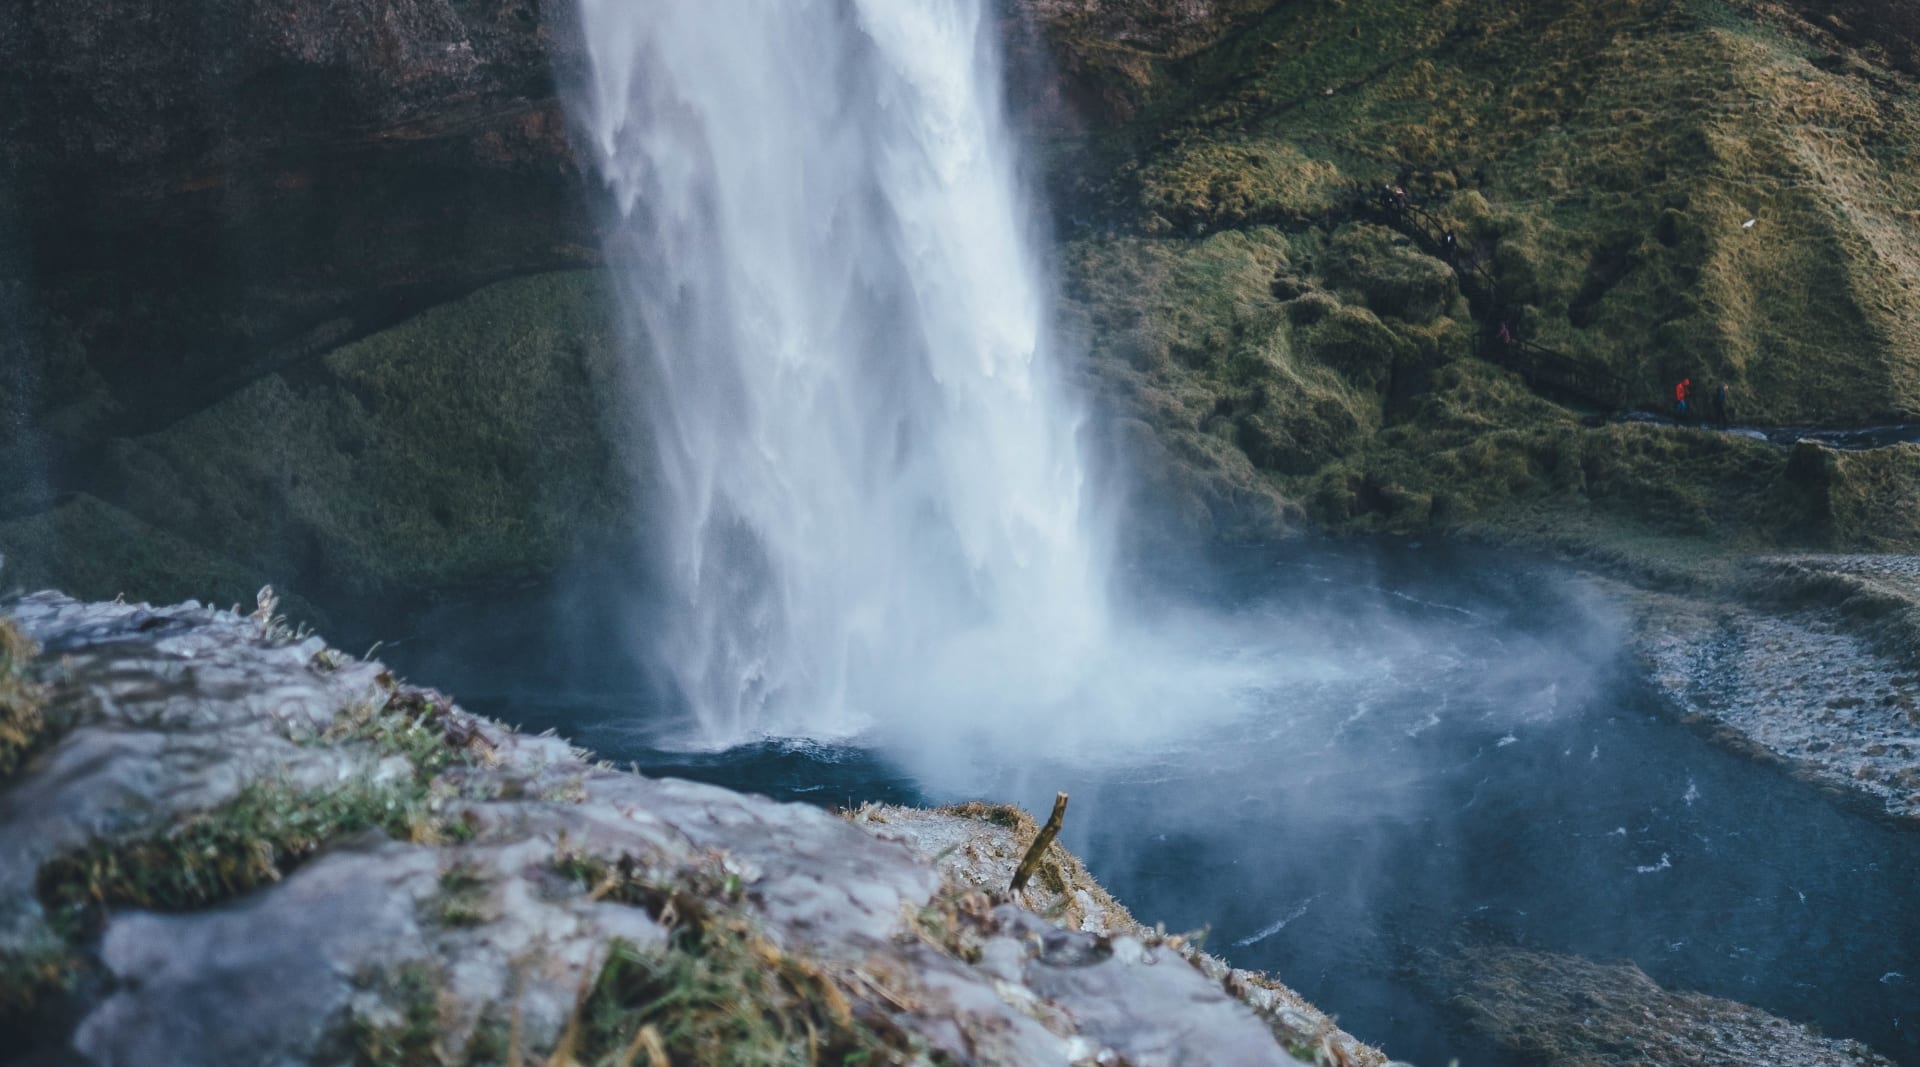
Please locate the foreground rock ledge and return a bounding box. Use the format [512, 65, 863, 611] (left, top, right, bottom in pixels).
[0, 592, 1383, 1067]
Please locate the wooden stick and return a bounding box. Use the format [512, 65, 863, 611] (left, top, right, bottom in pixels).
[1009, 792, 1069, 893]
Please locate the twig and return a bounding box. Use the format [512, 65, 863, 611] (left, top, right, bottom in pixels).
[1009, 792, 1069, 893]
[614, 1024, 667, 1067]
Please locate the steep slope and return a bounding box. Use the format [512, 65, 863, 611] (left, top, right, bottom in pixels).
[1040, 0, 1920, 560]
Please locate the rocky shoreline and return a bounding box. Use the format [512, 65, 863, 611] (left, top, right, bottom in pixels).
[0, 592, 1383, 1066]
[1440, 946, 1894, 1067]
[1626, 554, 1920, 822]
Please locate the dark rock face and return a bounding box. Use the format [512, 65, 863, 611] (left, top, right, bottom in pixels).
[0, 0, 598, 503]
[1007, 0, 1281, 125]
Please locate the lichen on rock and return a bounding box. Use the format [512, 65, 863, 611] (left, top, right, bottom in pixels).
[852, 801, 1387, 1067]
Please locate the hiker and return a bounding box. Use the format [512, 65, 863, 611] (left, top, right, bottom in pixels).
[1442, 230, 1458, 258]
[1392, 185, 1409, 210]
[1711, 382, 1730, 427]
[1497, 321, 1513, 346]
[1673, 376, 1692, 420]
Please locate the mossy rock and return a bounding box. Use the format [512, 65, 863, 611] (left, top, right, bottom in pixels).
[1067, 227, 1387, 543]
[1320, 224, 1460, 325]
[1233, 390, 1370, 476]
[1290, 300, 1414, 393]
[1797, 442, 1920, 548]
[1139, 138, 1346, 231]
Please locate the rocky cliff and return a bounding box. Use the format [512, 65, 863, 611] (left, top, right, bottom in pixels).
[8, 0, 1920, 627]
[0, 594, 1383, 1067]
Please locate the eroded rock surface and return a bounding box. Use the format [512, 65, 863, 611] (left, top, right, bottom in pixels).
[0, 593, 1358, 1066]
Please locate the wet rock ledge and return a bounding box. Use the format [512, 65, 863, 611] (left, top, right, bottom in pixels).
[0, 592, 1383, 1067]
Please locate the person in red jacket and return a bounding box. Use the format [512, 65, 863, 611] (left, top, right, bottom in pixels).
[1674, 377, 1692, 420]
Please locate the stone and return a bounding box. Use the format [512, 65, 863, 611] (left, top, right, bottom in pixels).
[0, 592, 1355, 1064]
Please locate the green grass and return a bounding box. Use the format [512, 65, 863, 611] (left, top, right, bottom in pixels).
[547, 847, 916, 1067]
[0, 495, 304, 623]
[34, 779, 436, 938]
[568, 933, 895, 1067]
[352, 964, 448, 1067]
[0, 935, 82, 1034]
[0, 617, 44, 778]
[34, 679, 487, 938]
[326, 687, 465, 784]
[433, 862, 492, 929]
[1140, 138, 1347, 229]
[0, 271, 635, 617]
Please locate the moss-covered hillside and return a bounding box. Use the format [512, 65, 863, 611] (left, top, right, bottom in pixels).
[1041, 0, 1920, 562]
[0, 272, 638, 628]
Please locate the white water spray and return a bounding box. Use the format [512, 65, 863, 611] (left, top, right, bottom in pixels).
[568, 0, 1119, 748]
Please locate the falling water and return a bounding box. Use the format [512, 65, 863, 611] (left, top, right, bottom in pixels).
[567, 0, 1115, 747]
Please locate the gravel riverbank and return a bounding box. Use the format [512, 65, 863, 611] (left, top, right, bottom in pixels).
[1626, 555, 1920, 820]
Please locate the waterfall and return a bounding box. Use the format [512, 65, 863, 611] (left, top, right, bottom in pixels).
[567, 0, 1114, 747]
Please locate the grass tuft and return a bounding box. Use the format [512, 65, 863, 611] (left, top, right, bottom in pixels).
[434, 861, 492, 929]
[34, 779, 433, 938]
[33, 681, 489, 938]
[548, 846, 913, 1066]
[0, 616, 46, 778]
[351, 962, 448, 1067]
[0, 936, 82, 1035]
